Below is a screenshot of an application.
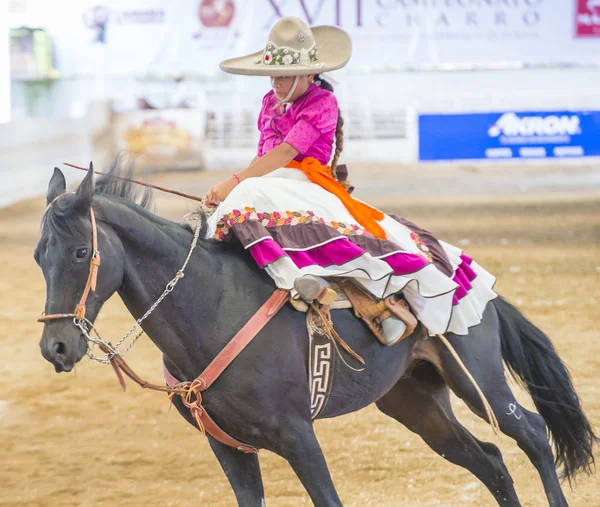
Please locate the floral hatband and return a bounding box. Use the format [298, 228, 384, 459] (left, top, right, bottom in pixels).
[262, 41, 318, 66]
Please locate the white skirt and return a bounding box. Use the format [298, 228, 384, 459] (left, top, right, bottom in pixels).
[206, 168, 497, 335]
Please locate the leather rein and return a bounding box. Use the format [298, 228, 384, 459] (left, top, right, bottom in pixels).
[38, 194, 290, 453]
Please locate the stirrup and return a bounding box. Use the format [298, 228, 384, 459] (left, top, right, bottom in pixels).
[380, 295, 418, 345]
[294, 275, 337, 305]
[381, 316, 407, 346]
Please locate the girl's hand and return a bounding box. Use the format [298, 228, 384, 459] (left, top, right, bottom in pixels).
[205, 177, 238, 207]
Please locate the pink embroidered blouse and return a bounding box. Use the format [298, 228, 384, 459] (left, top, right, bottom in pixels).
[256, 83, 339, 166]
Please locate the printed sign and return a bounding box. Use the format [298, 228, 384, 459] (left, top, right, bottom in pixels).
[575, 0, 600, 37]
[418, 111, 600, 161]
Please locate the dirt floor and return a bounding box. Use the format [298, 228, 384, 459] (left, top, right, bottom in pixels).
[0, 164, 599, 506]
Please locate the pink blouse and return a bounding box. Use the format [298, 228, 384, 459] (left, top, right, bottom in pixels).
[256, 84, 339, 166]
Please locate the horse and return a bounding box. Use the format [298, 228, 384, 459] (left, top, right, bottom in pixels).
[36, 160, 597, 506]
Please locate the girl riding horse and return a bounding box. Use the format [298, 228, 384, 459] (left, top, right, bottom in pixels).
[204, 17, 497, 345]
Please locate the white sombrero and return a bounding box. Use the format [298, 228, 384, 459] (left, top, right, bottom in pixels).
[219, 17, 352, 77]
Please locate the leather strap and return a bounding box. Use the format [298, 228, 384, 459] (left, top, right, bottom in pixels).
[332, 279, 417, 345]
[162, 364, 260, 453]
[198, 289, 289, 390]
[73, 208, 101, 320]
[39, 207, 101, 322]
[162, 289, 291, 453]
[310, 304, 365, 368]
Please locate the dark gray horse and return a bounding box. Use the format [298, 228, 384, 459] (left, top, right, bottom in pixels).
[36, 162, 596, 506]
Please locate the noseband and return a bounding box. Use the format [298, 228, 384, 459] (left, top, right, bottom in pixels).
[38, 196, 101, 323]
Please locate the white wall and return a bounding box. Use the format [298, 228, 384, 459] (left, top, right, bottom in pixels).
[0, 101, 113, 207]
[0, 0, 10, 123]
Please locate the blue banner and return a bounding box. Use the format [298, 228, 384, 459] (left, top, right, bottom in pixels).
[418, 111, 600, 161]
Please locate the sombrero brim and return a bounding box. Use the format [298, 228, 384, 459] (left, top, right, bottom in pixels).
[219, 26, 352, 76]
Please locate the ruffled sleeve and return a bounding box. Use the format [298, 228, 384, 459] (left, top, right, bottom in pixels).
[284, 90, 338, 156]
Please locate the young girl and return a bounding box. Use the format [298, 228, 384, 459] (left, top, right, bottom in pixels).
[204, 17, 497, 344]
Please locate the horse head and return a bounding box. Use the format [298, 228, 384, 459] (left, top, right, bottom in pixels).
[35, 164, 126, 372]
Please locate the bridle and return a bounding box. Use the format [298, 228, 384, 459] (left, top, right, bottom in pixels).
[36, 191, 206, 396]
[36, 166, 215, 365]
[38, 203, 101, 324]
[37, 199, 119, 364]
[37, 193, 202, 365]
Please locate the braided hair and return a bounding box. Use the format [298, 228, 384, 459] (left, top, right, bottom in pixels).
[313, 74, 349, 190]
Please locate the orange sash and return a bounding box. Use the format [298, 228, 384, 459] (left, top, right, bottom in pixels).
[285, 158, 386, 239]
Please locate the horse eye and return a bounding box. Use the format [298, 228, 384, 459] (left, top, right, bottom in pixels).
[76, 247, 88, 259]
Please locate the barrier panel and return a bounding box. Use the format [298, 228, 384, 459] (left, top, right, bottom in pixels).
[418, 110, 600, 161]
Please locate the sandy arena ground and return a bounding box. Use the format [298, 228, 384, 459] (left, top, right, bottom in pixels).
[0, 163, 599, 506]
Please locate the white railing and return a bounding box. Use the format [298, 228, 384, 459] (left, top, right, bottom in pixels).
[205, 109, 258, 149]
[204, 103, 410, 149]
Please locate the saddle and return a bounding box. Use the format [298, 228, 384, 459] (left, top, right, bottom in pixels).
[299, 278, 417, 346]
[291, 276, 417, 345]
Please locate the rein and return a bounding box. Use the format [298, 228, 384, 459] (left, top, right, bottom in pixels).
[63, 162, 205, 202]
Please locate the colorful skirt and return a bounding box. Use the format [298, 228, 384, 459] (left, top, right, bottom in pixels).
[205, 168, 497, 335]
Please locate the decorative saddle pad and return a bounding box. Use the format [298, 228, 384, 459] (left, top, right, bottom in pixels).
[307, 307, 335, 419]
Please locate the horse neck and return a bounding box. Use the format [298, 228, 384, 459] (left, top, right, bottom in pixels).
[98, 198, 224, 373]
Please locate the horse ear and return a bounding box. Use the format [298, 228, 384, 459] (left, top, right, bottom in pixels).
[73, 162, 95, 211]
[46, 167, 66, 205]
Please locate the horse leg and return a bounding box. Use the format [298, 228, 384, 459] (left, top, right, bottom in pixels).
[171, 396, 266, 507]
[376, 363, 521, 506]
[504, 406, 568, 507]
[271, 418, 343, 507]
[420, 310, 568, 506]
[439, 359, 567, 506]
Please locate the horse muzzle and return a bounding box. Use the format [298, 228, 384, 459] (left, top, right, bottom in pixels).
[40, 332, 88, 373]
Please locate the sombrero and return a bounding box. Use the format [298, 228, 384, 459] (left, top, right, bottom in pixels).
[219, 17, 352, 76]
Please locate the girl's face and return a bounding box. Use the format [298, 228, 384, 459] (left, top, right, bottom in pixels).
[271, 75, 314, 102]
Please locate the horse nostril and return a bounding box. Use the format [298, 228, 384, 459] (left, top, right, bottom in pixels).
[54, 341, 67, 357]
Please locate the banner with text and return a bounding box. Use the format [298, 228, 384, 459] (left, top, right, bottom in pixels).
[8, 0, 600, 77]
[418, 110, 600, 161]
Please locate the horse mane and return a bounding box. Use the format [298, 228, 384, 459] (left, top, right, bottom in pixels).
[43, 156, 209, 241]
[93, 155, 215, 240]
[94, 155, 154, 211]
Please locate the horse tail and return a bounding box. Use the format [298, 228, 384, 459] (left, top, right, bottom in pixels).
[493, 295, 598, 482]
